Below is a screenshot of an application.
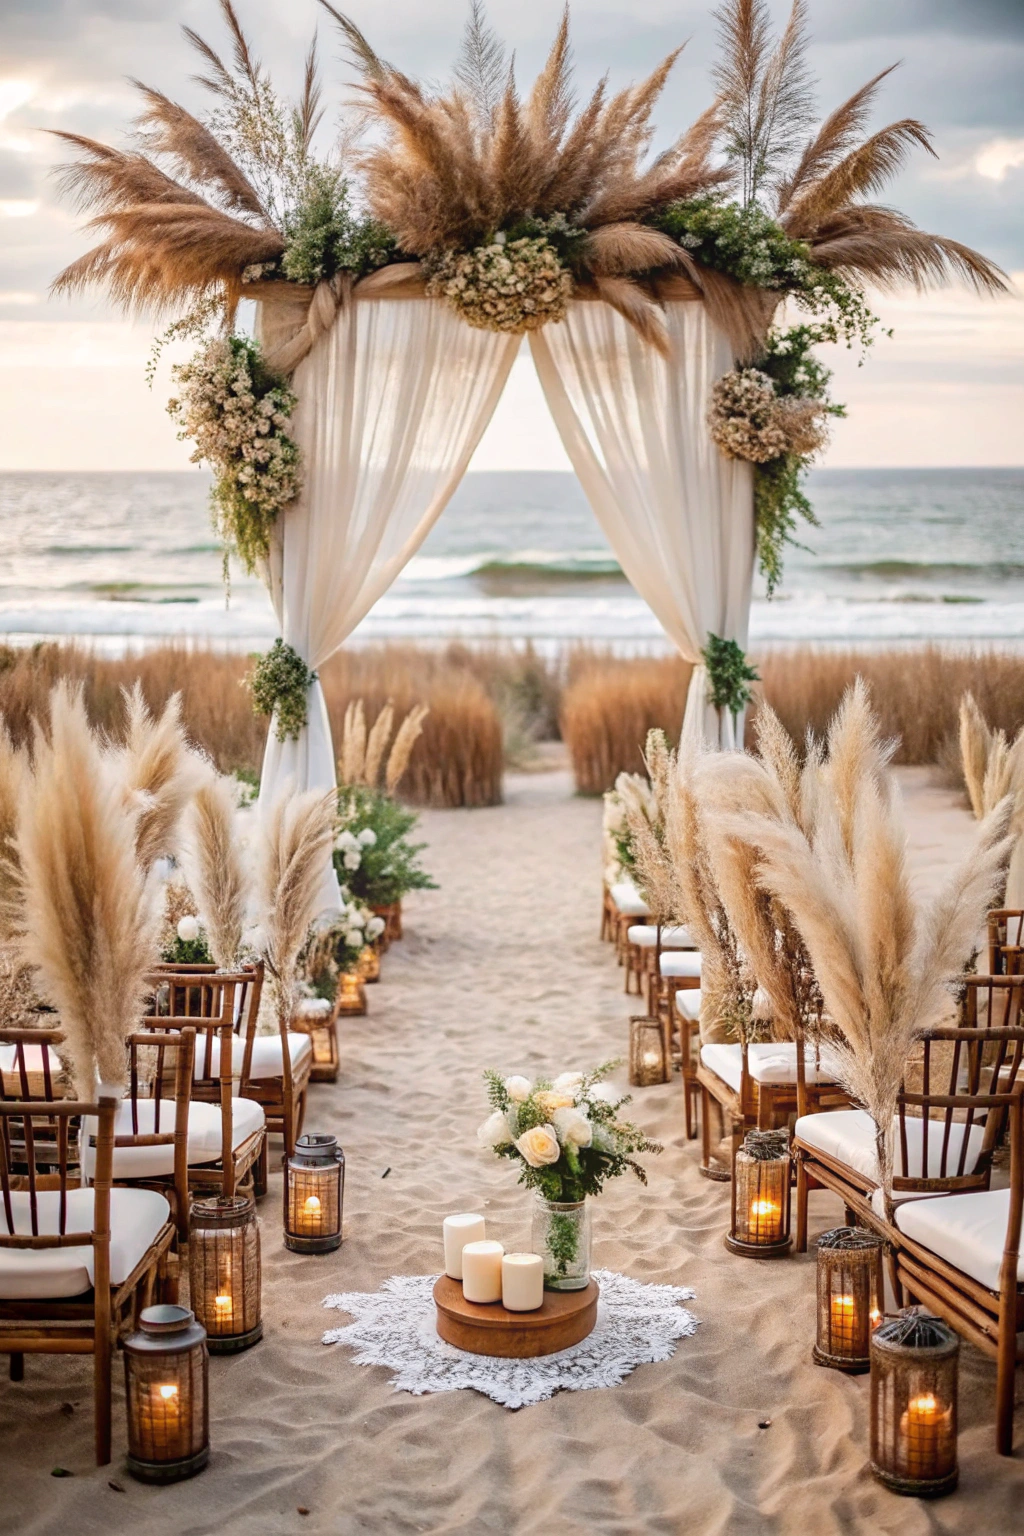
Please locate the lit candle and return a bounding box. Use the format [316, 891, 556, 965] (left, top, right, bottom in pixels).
[443, 1213, 486, 1279]
[298, 1193, 322, 1235]
[831, 1293, 856, 1349]
[461, 1239, 504, 1303]
[139, 1381, 182, 1455]
[900, 1392, 953, 1468]
[214, 1294, 233, 1327]
[749, 1198, 780, 1242]
[501, 1252, 544, 1312]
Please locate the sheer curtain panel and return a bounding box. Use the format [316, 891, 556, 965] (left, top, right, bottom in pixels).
[530, 299, 755, 748]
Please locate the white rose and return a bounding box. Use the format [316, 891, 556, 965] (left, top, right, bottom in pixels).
[337, 829, 360, 852]
[553, 1072, 584, 1094]
[366, 916, 386, 940]
[176, 915, 200, 942]
[476, 1110, 512, 1149]
[552, 1107, 593, 1148]
[348, 908, 366, 928]
[515, 1125, 561, 1168]
[503, 1075, 532, 1103]
[344, 928, 363, 949]
[343, 850, 361, 871]
[588, 1082, 621, 1106]
[358, 827, 377, 847]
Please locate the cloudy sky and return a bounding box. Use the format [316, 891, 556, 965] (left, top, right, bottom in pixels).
[0, 0, 1021, 471]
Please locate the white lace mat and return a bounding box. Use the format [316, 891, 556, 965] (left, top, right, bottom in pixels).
[322, 1270, 699, 1409]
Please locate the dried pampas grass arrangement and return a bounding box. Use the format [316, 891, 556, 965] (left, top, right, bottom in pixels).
[182, 773, 249, 970]
[621, 730, 675, 923]
[116, 684, 205, 869]
[722, 682, 1013, 1217]
[0, 720, 29, 941]
[338, 697, 429, 794]
[257, 787, 338, 1034]
[17, 684, 162, 1092]
[958, 690, 1024, 904]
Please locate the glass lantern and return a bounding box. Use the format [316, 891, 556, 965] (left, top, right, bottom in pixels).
[629, 1014, 669, 1086]
[813, 1226, 883, 1372]
[123, 1304, 209, 1483]
[358, 945, 381, 983]
[870, 1308, 959, 1497]
[336, 970, 367, 1017]
[726, 1128, 791, 1258]
[188, 1193, 263, 1354]
[283, 1132, 345, 1253]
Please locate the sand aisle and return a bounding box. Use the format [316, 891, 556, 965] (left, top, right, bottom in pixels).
[2, 767, 1022, 1535]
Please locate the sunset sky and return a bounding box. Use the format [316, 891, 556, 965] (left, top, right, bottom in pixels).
[1, 0, 1021, 472]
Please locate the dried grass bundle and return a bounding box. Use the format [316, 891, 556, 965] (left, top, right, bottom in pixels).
[0, 721, 29, 941]
[182, 774, 249, 970]
[719, 683, 1013, 1214]
[958, 690, 1024, 904]
[621, 732, 675, 923]
[257, 788, 338, 1033]
[338, 696, 430, 794]
[0, 951, 40, 1031]
[385, 705, 429, 794]
[116, 685, 205, 869]
[340, 700, 368, 786]
[16, 684, 162, 1092]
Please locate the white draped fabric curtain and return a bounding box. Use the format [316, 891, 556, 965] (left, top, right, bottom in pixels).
[255, 296, 518, 818]
[529, 299, 755, 748]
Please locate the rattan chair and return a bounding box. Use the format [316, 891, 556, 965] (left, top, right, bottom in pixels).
[0, 1032, 176, 1465]
[793, 975, 1024, 1252]
[988, 908, 1024, 975]
[145, 971, 267, 1197]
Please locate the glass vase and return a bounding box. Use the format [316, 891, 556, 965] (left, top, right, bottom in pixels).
[532, 1197, 592, 1291]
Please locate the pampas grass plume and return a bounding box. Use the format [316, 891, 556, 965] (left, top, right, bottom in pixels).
[183, 772, 248, 970]
[17, 683, 161, 1092]
[258, 786, 338, 1032]
[118, 684, 205, 869]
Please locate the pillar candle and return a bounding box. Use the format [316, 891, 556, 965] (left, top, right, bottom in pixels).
[443, 1213, 486, 1280]
[461, 1240, 504, 1303]
[501, 1252, 544, 1312]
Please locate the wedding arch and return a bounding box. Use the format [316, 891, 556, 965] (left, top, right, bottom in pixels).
[52, 0, 1008, 819]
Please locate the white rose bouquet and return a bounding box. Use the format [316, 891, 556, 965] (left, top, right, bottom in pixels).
[478, 1063, 660, 1204]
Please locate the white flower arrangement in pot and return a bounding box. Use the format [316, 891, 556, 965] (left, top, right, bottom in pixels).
[478, 1064, 661, 1290]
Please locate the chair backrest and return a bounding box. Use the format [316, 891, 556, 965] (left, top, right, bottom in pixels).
[988, 909, 1024, 975]
[894, 1011, 1024, 1195]
[0, 1027, 67, 1104]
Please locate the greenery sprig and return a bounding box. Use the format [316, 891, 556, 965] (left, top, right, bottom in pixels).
[247, 639, 317, 742]
[701, 634, 760, 718]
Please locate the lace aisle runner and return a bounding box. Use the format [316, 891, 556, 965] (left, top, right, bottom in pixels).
[322, 1270, 699, 1409]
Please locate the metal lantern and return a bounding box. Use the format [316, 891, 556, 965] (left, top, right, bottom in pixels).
[870, 1308, 959, 1497]
[726, 1128, 791, 1258]
[336, 970, 367, 1017]
[629, 1014, 669, 1086]
[294, 1000, 340, 1082]
[123, 1304, 209, 1483]
[283, 1132, 345, 1253]
[188, 1194, 263, 1354]
[813, 1227, 883, 1372]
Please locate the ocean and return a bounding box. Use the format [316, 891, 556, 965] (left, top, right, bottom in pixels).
[1, 467, 1022, 653]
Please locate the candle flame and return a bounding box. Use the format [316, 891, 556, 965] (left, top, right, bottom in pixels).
[215, 1294, 232, 1313]
[158, 1384, 178, 1401]
[303, 1195, 322, 1216]
[749, 1199, 777, 1216]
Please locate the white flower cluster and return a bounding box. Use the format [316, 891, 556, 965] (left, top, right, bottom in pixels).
[167, 338, 300, 566]
[708, 368, 827, 465]
[425, 236, 573, 335]
[334, 824, 377, 872]
[336, 896, 386, 951]
[476, 1072, 623, 1167]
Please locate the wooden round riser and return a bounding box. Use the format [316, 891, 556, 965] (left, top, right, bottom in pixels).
[433, 1275, 599, 1358]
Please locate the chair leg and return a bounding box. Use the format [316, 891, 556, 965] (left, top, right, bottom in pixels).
[795, 1153, 808, 1253]
[9, 1352, 23, 1382]
[94, 1336, 112, 1467]
[996, 1286, 1017, 1455]
[253, 1136, 269, 1198]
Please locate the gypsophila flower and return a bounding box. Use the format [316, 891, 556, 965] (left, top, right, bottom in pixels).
[425, 236, 573, 334]
[168, 336, 300, 576]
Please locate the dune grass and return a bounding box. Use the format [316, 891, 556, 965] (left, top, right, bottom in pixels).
[2, 640, 1023, 803]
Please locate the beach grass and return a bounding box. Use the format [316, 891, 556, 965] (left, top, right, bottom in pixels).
[2, 640, 1023, 803]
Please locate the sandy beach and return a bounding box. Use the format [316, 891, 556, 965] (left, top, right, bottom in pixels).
[2, 765, 1022, 1536]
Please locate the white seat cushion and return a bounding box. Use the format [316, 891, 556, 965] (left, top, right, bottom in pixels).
[193, 1031, 313, 1082]
[81, 1096, 266, 1179]
[894, 1190, 1024, 1293]
[675, 989, 701, 1022]
[795, 1109, 987, 1189]
[701, 1042, 846, 1095]
[660, 951, 702, 979]
[0, 1187, 170, 1299]
[626, 924, 694, 949]
[610, 882, 649, 918]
